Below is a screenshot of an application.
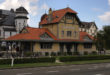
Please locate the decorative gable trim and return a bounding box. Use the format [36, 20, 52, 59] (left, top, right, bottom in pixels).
[21, 28, 28, 33]
[84, 35, 92, 42]
[40, 32, 54, 40]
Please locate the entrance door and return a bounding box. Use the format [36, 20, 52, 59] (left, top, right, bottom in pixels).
[23, 42, 31, 52]
[74, 43, 78, 52]
[66, 44, 72, 55]
[60, 44, 64, 54]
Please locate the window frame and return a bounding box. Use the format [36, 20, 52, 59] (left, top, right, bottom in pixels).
[67, 31, 72, 37]
[40, 43, 53, 49]
[84, 43, 92, 49]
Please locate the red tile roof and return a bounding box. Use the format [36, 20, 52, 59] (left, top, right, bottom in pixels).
[5, 27, 57, 41]
[39, 7, 77, 25]
[5, 27, 94, 42]
[79, 32, 94, 41]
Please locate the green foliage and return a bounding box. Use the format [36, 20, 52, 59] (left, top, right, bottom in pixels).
[51, 52, 57, 56]
[45, 52, 49, 56]
[0, 57, 56, 64]
[96, 25, 110, 50]
[0, 59, 11, 65]
[73, 52, 80, 55]
[83, 51, 89, 55]
[24, 52, 33, 57]
[90, 51, 97, 55]
[59, 55, 110, 62]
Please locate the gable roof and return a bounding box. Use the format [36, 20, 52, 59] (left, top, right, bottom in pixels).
[16, 6, 28, 14]
[5, 27, 57, 41]
[0, 9, 15, 26]
[79, 32, 94, 41]
[5, 27, 94, 43]
[80, 21, 98, 29]
[39, 7, 77, 25]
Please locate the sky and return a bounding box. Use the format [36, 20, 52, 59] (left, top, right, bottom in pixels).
[0, 0, 110, 29]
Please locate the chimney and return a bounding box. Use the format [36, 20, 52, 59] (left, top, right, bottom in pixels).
[49, 8, 52, 15]
[48, 8, 52, 22]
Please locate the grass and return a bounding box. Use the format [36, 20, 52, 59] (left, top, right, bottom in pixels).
[1, 59, 110, 69]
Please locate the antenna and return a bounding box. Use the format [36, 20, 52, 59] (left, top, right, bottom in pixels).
[45, 10, 46, 14]
[18, 0, 24, 7]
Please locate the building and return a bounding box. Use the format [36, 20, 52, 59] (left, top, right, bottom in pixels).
[5, 7, 97, 55]
[0, 6, 28, 39]
[80, 22, 98, 36]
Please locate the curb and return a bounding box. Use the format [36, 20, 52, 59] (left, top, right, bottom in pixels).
[0, 62, 110, 70]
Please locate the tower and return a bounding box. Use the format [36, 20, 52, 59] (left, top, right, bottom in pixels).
[15, 6, 29, 33]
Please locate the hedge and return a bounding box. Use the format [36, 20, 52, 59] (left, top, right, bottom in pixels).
[0, 57, 56, 65]
[59, 55, 110, 62]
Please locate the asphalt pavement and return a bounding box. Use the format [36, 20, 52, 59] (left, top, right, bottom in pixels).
[1, 63, 110, 75]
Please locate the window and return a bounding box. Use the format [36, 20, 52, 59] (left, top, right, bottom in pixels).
[84, 43, 92, 48]
[67, 31, 72, 37]
[62, 31, 64, 37]
[40, 43, 52, 49]
[74, 31, 77, 37]
[24, 20, 25, 25]
[66, 15, 73, 19]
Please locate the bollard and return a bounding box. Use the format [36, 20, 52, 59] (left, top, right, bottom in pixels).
[11, 57, 14, 67]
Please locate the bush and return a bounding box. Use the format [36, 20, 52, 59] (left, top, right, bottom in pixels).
[0, 57, 56, 64]
[57, 52, 61, 56]
[45, 52, 49, 56]
[0, 52, 4, 57]
[24, 52, 33, 57]
[67, 52, 72, 56]
[90, 51, 97, 55]
[63, 52, 67, 56]
[0, 59, 11, 65]
[51, 52, 57, 56]
[73, 52, 80, 55]
[59, 55, 110, 62]
[84, 51, 89, 55]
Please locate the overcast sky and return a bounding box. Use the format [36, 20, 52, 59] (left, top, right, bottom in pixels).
[0, 0, 110, 29]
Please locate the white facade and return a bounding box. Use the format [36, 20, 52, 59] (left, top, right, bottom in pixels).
[15, 18, 28, 32]
[80, 23, 97, 37]
[0, 6, 29, 39]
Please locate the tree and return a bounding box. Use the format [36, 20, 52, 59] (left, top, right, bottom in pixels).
[96, 25, 110, 51]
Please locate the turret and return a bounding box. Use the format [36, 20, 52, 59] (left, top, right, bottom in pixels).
[15, 6, 28, 33]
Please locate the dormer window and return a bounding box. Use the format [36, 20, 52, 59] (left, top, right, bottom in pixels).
[62, 31, 64, 37]
[56, 16, 59, 18]
[66, 15, 73, 19]
[67, 31, 72, 37]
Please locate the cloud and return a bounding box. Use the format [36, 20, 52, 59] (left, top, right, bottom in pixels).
[98, 0, 110, 24]
[0, 0, 39, 16]
[92, 8, 102, 12]
[0, 0, 49, 27]
[98, 11, 110, 24]
[41, 3, 49, 10]
[108, 0, 110, 5]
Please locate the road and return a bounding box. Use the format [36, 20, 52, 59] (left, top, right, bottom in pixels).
[1, 63, 110, 75]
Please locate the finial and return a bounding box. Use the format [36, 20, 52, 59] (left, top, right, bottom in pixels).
[67, 4, 69, 8]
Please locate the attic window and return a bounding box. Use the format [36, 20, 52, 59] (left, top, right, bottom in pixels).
[56, 16, 59, 18]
